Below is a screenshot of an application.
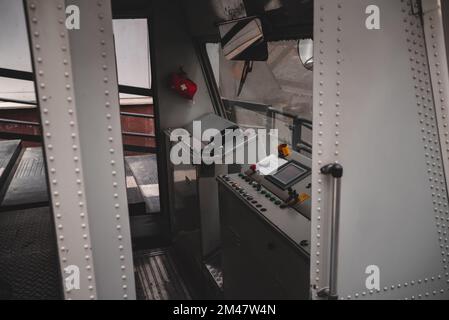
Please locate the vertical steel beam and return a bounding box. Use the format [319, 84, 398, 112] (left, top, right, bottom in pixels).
[312, 0, 449, 300]
[24, 0, 135, 300]
[423, 0, 449, 200]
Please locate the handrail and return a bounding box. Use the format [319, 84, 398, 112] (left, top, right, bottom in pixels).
[120, 112, 154, 119]
[0, 67, 153, 97]
[0, 118, 40, 126]
[0, 97, 37, 106]
[0, 118, 156, 139]
[318, 163, 343, 300]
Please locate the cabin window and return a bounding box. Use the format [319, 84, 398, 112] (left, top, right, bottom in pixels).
[0, 3, 155, 154]
[0, 0, 35, 109]
[0, 3, 153, 108]
[204, 40, 312, 153]
[113, 18, 152, 104]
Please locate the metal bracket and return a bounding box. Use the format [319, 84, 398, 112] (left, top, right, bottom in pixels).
[317, 287, 338, 300]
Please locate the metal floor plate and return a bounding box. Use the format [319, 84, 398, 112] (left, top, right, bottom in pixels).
[0, 140, 21, 187]
[125, 162, 146, 215]
[126, 155, 160, 214]
[0, 207, 61, 299]
[1, 147, 48, 209]
[134, 249, 191, 300]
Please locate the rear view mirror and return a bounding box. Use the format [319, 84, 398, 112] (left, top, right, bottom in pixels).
[298, 39, 313, 71]
[218, 17, 268, 61]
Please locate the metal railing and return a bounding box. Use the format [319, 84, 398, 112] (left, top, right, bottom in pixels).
[0, 117, 156, 153]
[0, 67, 153, 97]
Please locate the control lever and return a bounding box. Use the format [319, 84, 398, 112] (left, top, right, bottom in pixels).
[317, 163, 343, 300]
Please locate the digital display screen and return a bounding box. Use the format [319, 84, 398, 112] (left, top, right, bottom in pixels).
[267, 161, 310, 189]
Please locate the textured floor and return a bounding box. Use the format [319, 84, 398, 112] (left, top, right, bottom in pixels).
[134, 249, 191, 300]
[0, 207, 61, 299]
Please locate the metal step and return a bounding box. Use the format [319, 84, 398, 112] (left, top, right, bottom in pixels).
[1, 147, 48, 211]
[0, 140, 22, 200]
[125, 161, 146, 216]
[125, 154, 160, 214]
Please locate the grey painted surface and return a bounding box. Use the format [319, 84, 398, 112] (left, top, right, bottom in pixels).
[66, 0, 135, 300]
[25, 0, 99, 300]
[312, 0, 449, 300]
[152, 0, 215, 130]
[181, 0, 223, 38]
[26, 0, 135, 300]
[443, 0, 449, 69]
[423, 0, 449, 228]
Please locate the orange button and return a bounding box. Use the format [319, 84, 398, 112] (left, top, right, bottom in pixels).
[278, 144, 291, 157]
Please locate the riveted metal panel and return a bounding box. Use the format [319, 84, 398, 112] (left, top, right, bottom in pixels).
[24, 0, 97, 300]
[312, 0, 449, 300]
[25, 0, 135, 299]
[423, 0, 449, 211]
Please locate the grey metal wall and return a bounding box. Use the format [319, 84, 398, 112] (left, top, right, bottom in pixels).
[311, 0, 449, 300]
[152, 0, 215, 130]
[443, 0, 449, 69]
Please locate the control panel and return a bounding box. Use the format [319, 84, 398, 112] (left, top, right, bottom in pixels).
[245, 151, 312, 220]
[216, 150, 312, 299]
[218, 170, 311, 252]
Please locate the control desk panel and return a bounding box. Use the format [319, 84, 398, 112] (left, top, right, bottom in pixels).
[216, 150, 312, 299]
[246, 151, 312, 220]
[217, 150, 312, 251]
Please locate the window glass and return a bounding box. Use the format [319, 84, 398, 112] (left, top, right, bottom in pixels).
[113, 19, 151, 101]
[0, 14, 153, 108]
[207, 40, 313, 149]
[0, 1, 32, 72]
[0, 0, 35, 108]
